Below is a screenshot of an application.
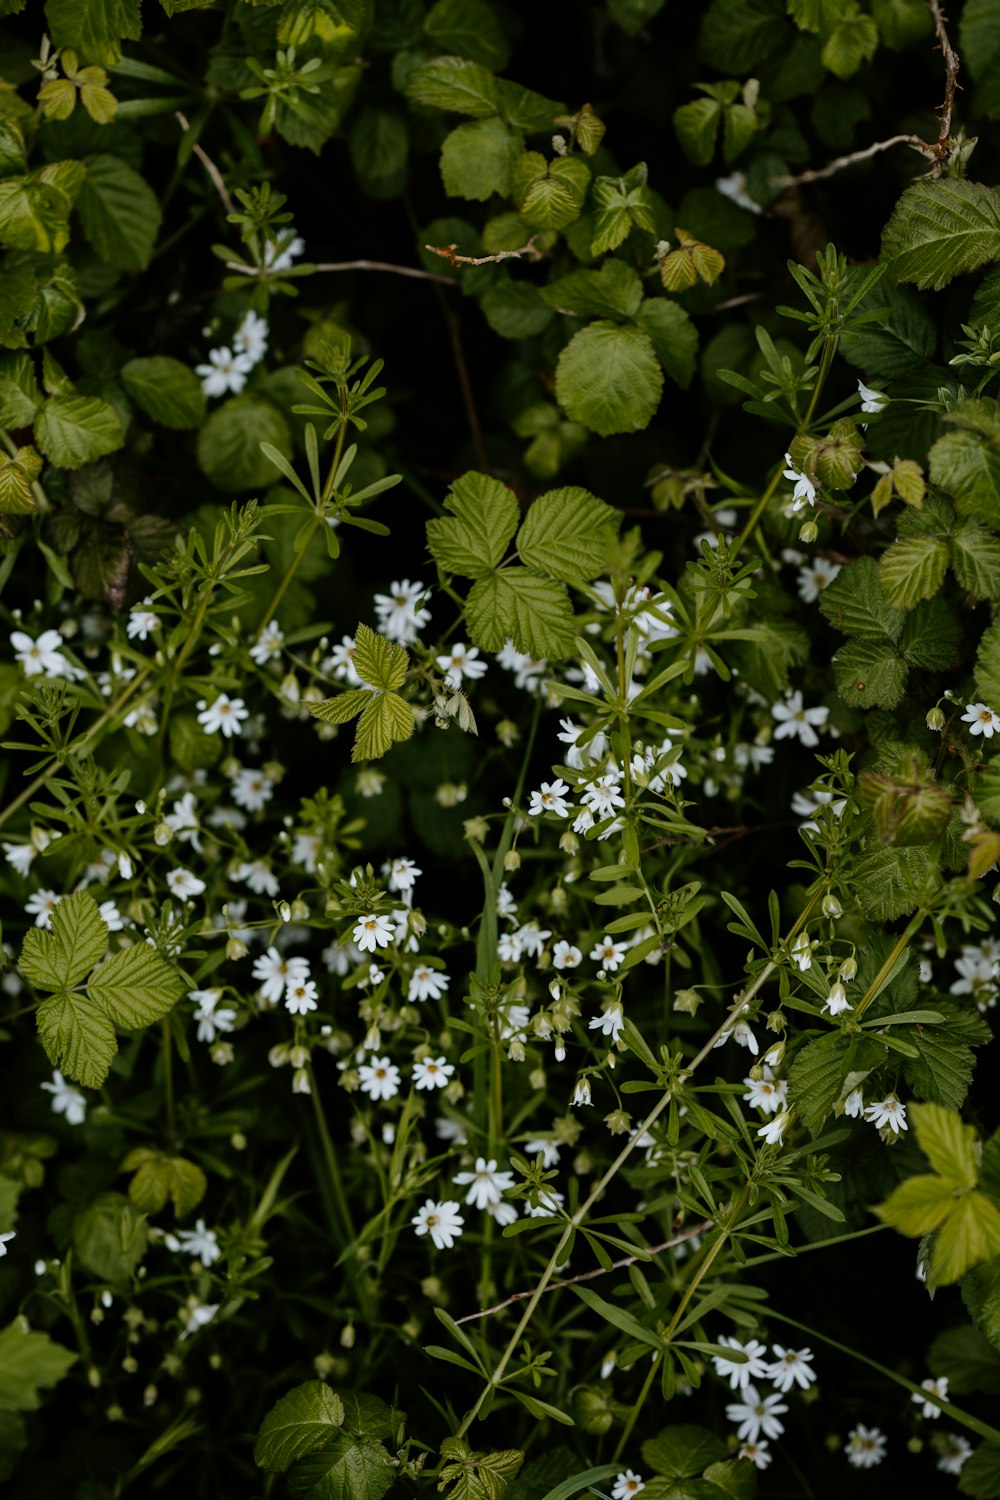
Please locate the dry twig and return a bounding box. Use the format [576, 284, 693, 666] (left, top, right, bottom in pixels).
[223, 258, 454, 286]
[176, 112, 235, 215]
[425, 238, 542, 267]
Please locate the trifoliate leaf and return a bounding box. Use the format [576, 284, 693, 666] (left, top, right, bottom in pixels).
[516, 156, 590, 231]
[516, 486, 620, 582]
[911, 1102, 979, 1190]
[466, 568, 574, 658]
[123, 1148, 207, 1217]
[20, 891, 108, 992]
[590, 171, 657, 255]
[76, 154, 162, 272]
[87, 943, 185, 1030]
[36, 990, 117, 1090]
[882, 179, 1000, 292]
[0, 1323, 76, 1412]
[555, 321, 663, 436]
[634, 298, 699, 390]
[309, 690, 375, 726]
[878, 532, 949, 609]
[351, 623, 408, 691]
[427, 471, 520, 578]
[255, 1381, 347, 1474]
[406, 55, 500, 116]
[353, 690, 414, 761]
[121, 357, 206, 429]
[35, 392, 124, 469]
[440, 118, 522, 202]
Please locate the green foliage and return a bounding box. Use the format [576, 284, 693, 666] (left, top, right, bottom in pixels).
[0, 1323, 76, 1412]
[255, 1382, 397, 1500]
[309, 623, 414, 760]
[121, 358, 207, 429]
[198, 396, 292, 492]
[882, 180, 1000, 291]
[556, 322, 663, 436]
[76, 154, 162, 271]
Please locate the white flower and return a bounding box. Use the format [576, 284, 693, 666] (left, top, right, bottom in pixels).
[126, 602, 159, 640]
[757, 1111, 790, 1146]
[195, 346, 253, 397]
[231, 767, 274, 812]
[844, 1424, 886, 1468]
[496, 882, 518, 920]
[413, 1056, 454, 1090]
[772, 691, 829, 748]
[552, 940, 582, 970]
[497, 930, 522, 962]
[285, 978, 318, 1016]
[358, 1056, 401, 1101]
[12, 628, 82, 681]
[782, 453, 817, 511]
[766, 1345, 816, 1392]
[196, 694, 249, 738]
[528, 779, 573, 818]
[589, 934, 626, 971]
[411, 1198, 464, 1249]
[797, 559, 841, 603]
[823, 981, 852, 1016]
[611, 1472, 645, 1498]
[864, 1094, 908, 1134]
[452, 1157, 515, 1210]
[715, 171, 761, 213]
[408, 965, 449, 1002]
[252, 948, 311, 1006]
[353, 913, 395, 953]
[166, 868, 206, 899]
[373, 579, 431, 644]
[843, 1087, 865, 1118]
[41, 1070, 87, 1125]
[738, 1440, 772, 1469]
[962, 702, 1000, 738]
[234, 859, 278, 896]
[435, 641, 487, 688]
[99, 900, 125, 932]
[192, 988, 236, 1043]
[912, 1375, 948, 1419]
[526, 1138, 561, 1168]
[557, 718, 608, 769]
[4, 840, 37, 875]
[178, 1298, 219, 1339]
[516, 921, 551, 958]
[582, 773, 626, 818]
[789, 932, 813, 971]
[249, 621, 284, 665]
[936, 1433, 972, 1474]
[0, 1231, 15, 1257]
[726, 1384, 788, 1442]
[741, 1070, 787, 1116]
[25, 889, 61, 928]
[233, 309, 269, 365]
[173, 1219, 221, 1266]
[589, 1003, 624, 1042]
[265, 229, 305, 271]
[711, 1336, 771, 1391]
[858, 379, 888, 414]
[385, 856, 421, 893]
[571, 1078, 593, 1107]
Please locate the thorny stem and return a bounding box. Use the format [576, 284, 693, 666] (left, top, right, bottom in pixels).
[424, 237, 542, 268]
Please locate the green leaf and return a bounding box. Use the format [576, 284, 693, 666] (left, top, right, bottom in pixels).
[898, 597, 962, 671]
[821, 7, 878, 77]
[928, 1324, 1000, 1394]
[0, 351, 43, 426]
[255, 1381, 346, 1474]
[882, 179, 1000, 292]
[788, 1031, 885, 1136]
[634, 298, 699, 391]
[72, 1191, 147, 1288]
[556, 320, 663, 437]
[911, 1102, 980, 1189]
[976, 619, 1000, 706]
[952, 521, 1000, 599]
[819, 555, 904, 638]
[440, 118, 522, 202]
[34, 393, 124, 469]
[0, 1322, 76, 1412]
[699, 0, 787, 72]
[198, 396, 292, 493]
[284, 1431, 396, 1500]
[962, 0, 1000, 120]
[481, 276, 553, 338]
[425, 0, 511, 69]
[349, 108, 409, 200]
[0, 162, 86, 255]
[787, 0, 851, 34]
[0, 447, 39, 515]
[875, 1175, 961, 1236]
[353, 690, 414, 761]
[933, 1194, 1000, 1288]
[903, 1007, 992, 1110]
[19, 891, 108, 992]
[517, 486, 619, 582]
[832, 636, 907, 709]
[427, 471, 520, 578]
[958, 1442, 1000, 1499]
[36, 990, 117, 1090]
[641, 1426, 727, 1478]
[878, 532, 949, 609]
[673, 97, 722, 167]
[88, 943, 184, 1029]
[930, 430, 1000, 526]
[45, 0, 142, 65]
[534, 1467, 622, 1500]
[516, 156, 590, 231]
[351, 623, 408, 691]
[309, 690, 373, 727]
[76, 154, 162, 272]
[590, 171, 657, 255]
[569, 1286, 660, 1347]
[466, 568, 575, 658]
[872, 0, 932, 47]
[121, 357, 206, 429]
[406, 55, 500, 116]
[541, 262, 644, 321]
[123, 1148, 207, 1217]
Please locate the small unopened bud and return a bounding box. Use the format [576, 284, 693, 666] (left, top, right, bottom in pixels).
[153, 822, 172, 847]
[226, 936, 249, 961]
[118, 851, 133, 879]
[340, 1323, 356, 1349]
[926, 705, 946, 732]
[549, 978, 562, 1001]
[559, 831, 579, 855]
[822, 893, 843, 918]
[838, 954, 857, 982]
[280, 672, 301, 704]
[277, 900, 292, 923]
[503, 849, 521, 872]
[798, 520, 819, 544]
[291, 1068, 311, 1094]
[763, 1040, 785, 1069]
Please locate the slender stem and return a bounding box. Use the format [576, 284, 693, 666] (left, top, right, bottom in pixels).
[853, 911, 925, 1021]
[613, 1352, 660, 1461]
[307, 1062, 355, 1244]
[162, 1018, 176, 1143]
[664, 1186, 752, 1343]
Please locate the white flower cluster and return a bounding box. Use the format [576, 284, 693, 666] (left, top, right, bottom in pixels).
[196, 308, 270, 397]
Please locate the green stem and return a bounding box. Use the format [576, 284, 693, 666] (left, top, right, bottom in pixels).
[162, 1018, 176, 1143]
[308, 1062, 355, 1244]
[613, 1352, 660, 1461]
[853, 910, 925, 1021]
[664, 1186, 752, 1343]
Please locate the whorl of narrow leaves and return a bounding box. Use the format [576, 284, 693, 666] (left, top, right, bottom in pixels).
[881, 180, 1000, 291]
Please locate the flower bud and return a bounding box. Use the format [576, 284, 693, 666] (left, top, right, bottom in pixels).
[559, 831, 579, 855]
[571, 1078, 592, 1107]
[153, 822, 172, 847]
[503, 849, 521, 872]
[821, 893, 843, 918]
[226, 936, 249, 961]
[798, 520, 819, 544]
[838, 954, 858, 982]
[340, 1323, 356, 1349]
[277, 901, 292, 923]
[926, 705, 946, 732]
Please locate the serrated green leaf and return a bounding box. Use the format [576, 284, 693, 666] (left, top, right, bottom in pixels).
[878, 532, 949, 608]
[928, 1324, 1000, 1395]
[975, 618, 1000, 707]
[872, 0, 932, 48]
[541, 261, 643, 321]
[19, 891, 108, 992]
[875, 1175, 960, 1236]
[933, 1193, 1000, 1288]
[45, 0, 141, 65]
[406, 55, 500, 116]
[284, 1431, 396, 1500]
[952, 521, 1000, 599]
[590, 172, 657, 255]
[699, 0, 786, 71]
[818, 555, 904, 638]
[957, 1440, 1000, 1499]
[0, 351, 43, 426]
[76, 154, 161, 272]
[73, 1191, 147, 1287]
[517, 157, 590, 231]
[634, 298, 699, 390]
[309, 690, 373, 726]
[930, 429, 1000, 526]
[425, 0, 511, 69]
[427, 471, 520, 578]
[352, 623, 408, 691]
[821, 7, 878, 76]
[898, 597, 962, 671]
[198, 396, 292, 493]
[0, 449, 37, 514]
[556, 320, 663, 437]
[832, 636, 907, 708]
[121, 357, 206, 429]
[35, 392, 124, 469]
[36, 990, 117, 1089]
[673, 97, 721, 166]
[0, 161, 86, 255]
[466, 568, 574, 658]
[911, 1102, 979, 1190]
[480, 276, 553, 338]
[788, 1031, 886, 1136]
[440, 118, 522, 202]
[353, 690, 414, 761]
[0, 1322, 76, 1413]
[517, 486, 619, 582]
[88, 943, 184, 1029]
[903, 1007, 992, 1110]
[882, 179, 1000, 292]
[254, 1381, 346, 1474]
[641, 1426, 727, 1479]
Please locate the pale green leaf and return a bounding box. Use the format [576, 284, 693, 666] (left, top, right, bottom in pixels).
[351, 623, 408, 692]
[121, 357, 206, 429]
[88, 943, 184, 1030]
[540, 262, 643, 321]
[634, 298, 699, 390]
[517, 157, 590, 231]
[76, 154, 162, 272]
[440, 118, 521, 202]
[35, 393, 124, 469]
[425, 0, 511, 69]
[0, 161, 85, 255]
[875, 1175, 960, 1237]
[36, 990, 118, 1089]
[255, 1381, 346, 1474]
[0, 1323, 76, 1412]
[930, 429, 1000, 526]
[480, 276, 553, 338]
[952, 521, 1000, 599]
[275, 0, 365, 48]
[932, 1193, 1000, 1288]
[556, 321, 663, 436]
[872, 0, 932, 48]
[309, 690, 373, 726]
[72, 1192, 147, 1287]
[0, 351, 43, 426]
[910, 1102, 979, 1190]
[352, 690, 414, 761]
[673, 97, 721, 166]
[590, 173, 656, 255]
[517, 486, 619, 582]
[406, 55, 500, 116]
[821, 8, 878, 76]
[882, 179, 1000, 292]
[45, 0, 141, 66]
[426, 471, 520, 578]
[878, 533, 949, 608]
[466, 568, 574, 658]
[0, 450, 36, 515]
[19, 891, 108, 993]
[284, 1432, 396, 1500]
[787, 0, 852, 34]
[198, 396, 292, 493]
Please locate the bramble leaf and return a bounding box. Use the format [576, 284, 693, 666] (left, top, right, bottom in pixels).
[121, 357, 206, 429]
[555, 321, 663, 436]
[254, 1381, 346, 1474]
[882, 179, 1000, 292]
[351, 624, 408, 692]
[35, 394, 124, 469]
[87, 943, 185, 1030]
[20, 892, 108, 993]
[466, 568, 574, 658]
[0, 1322, 76, 1412]
[426, 472, 520, 578]
[516, 487, 620, 582]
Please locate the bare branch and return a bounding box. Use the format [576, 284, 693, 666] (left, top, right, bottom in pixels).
[454, 1221, 713, 1325]
[929, 0, 961, 154]
[223, 259, 454, 286]
[771, 134, 935, 190]
[425, 238, 542, 267]
[176, 112, 234, 215]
